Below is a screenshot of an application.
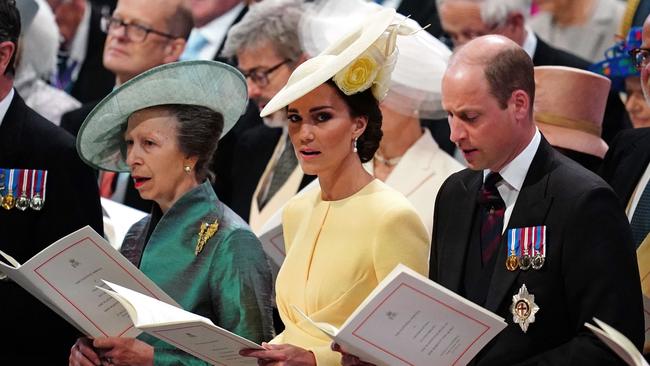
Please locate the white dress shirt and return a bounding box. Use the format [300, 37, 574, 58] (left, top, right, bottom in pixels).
[484, 128, 541, 233]
[184, 2, 245, 60]
[0, 88, 15, 128]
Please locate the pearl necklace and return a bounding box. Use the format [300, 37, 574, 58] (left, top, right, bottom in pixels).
[374, 152, 402, 166]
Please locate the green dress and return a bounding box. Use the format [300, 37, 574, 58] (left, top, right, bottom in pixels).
[121, 181, 274, 365]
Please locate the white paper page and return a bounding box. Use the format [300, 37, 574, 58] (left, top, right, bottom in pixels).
[101, 198, 147, 250]
[643, 295, 650, 344]
[257, 223, 285, 268]
[2, 226, 177, 337]
[102, 281, 263, 366]
[336, 264, 507, 366]
[586, 318, 649, 366]
[101, 281, 211, 327]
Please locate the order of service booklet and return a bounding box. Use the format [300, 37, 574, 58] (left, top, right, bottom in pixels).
[585, 318, 649, 366]
[294, 263, 507, 366]
[99, 280, 263, 366]
[0, 226, 178, 338]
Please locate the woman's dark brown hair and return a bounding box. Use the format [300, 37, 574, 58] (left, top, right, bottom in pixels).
[325, 79, 383, 163]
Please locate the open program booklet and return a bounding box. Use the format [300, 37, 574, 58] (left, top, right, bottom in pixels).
[585, 318, 649, 366]
[99, 281, 262, 366]
[294, 264, 507, 366]
[0, 226, 176, 338]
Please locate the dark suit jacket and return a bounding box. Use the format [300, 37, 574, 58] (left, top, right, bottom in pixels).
[229, 124, 315, 222]
[69, 5, 115, 104]
[60, 100, 153, 212]
[532, 37, 630, 144]
[600, 127, 650, 206]
[0, 92, 103, 363]
[211, 101, 263, 206]
[212, 5, 249, 65]
[430, 138, 643, 365]
[396, 0, 443, 38]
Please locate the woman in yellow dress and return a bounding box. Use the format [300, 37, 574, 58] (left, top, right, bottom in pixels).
[241, 8, 430, 366]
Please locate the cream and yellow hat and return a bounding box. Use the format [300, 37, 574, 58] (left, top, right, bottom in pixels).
[260, 7, 407, 117]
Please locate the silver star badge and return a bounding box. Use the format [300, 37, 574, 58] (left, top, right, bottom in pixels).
[510, 284, 540, 333]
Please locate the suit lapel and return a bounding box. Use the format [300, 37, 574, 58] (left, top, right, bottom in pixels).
[484, 140, 555, 311]
[438, 171, 482, 291]
[618, 134, 650, 205]
[0, 92, 26, 165]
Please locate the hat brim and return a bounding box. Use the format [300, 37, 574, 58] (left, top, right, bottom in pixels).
[77, 60, 248, 172]
[536, 122, 609, 158]
[259, 7, 396, 117]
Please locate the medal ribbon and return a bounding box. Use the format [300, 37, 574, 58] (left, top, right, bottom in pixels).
[19, 169, 27, 197]
[41, 170, 48, 203]
[8, 169, 16, 194]
[541, 225, 546, 257]
[523, 227, 530, 256]
[30, 170, 37, 199]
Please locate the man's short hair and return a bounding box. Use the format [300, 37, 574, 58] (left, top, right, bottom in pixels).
[221, 0, 303, 61]
[484, 45, 535, 112]
[436, 0, 532, 26]
[166, 2, 193, 40]
[0, 0, 20, 76]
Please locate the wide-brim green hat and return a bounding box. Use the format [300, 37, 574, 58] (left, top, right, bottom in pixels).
[77, 60, 248, 172]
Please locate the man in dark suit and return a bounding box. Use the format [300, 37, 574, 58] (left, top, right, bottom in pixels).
[429, 35, 642, 365]
[219, 0, 314, 225]
[48, 0, 115, 103]
[600, 128, 650, 212]
[0, 1, 103, 362]
[180, 0, 247, 64]
[60, 0, 192, 212]
[436, 0, 629, 144]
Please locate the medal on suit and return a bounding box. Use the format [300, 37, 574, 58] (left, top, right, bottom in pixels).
[505, 228, 519, 271]
[510, 284, 539, 333]
[15, 169, 30, 211]
[518, 227, 532, 271]
[30, 170, 46, 211]
[2, 169, 16, 210]
[532, 226, 546, 270]
[195, 218, 219, 255]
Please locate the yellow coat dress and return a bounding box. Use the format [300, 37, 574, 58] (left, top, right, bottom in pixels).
[272, 179, 430, 365]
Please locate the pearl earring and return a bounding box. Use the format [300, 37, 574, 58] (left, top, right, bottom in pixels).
[184, 165, 192, 173]
[353, 137, 358, 153]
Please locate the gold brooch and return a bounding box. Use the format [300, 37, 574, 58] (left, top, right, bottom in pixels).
[195, 219, 219, 255]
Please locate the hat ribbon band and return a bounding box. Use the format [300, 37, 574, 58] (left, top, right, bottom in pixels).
[535, 112, 602, 137]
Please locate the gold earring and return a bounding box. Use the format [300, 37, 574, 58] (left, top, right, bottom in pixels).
[353, 137, 358, 153]
[184, 166, 192, 173]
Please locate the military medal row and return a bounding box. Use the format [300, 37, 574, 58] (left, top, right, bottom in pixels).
[0, 168, 47, 211]
[505, 225, 546, 271]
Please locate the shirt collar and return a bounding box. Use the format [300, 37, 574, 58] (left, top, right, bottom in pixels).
[0, 88, 15, 128]
[196, 2, 245, 45]
[522, 25, 537, 59]
[484, 128, 541, 191]
[68, 4, 91, 63]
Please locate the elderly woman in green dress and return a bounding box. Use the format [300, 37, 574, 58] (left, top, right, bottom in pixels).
[69, 61, 274, 366]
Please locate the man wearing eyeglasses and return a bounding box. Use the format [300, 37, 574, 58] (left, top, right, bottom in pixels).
[60, 0, 192, 212]
[218, 0, 314, 242]
[435, 0, 629, 149]
[601, 14, 650, 357]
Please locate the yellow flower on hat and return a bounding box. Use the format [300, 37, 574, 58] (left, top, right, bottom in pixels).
[333, 51, 380, 96]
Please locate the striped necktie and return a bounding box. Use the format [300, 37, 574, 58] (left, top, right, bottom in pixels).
[478, 172, 505, 265]
[631, 179, 650, 248]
